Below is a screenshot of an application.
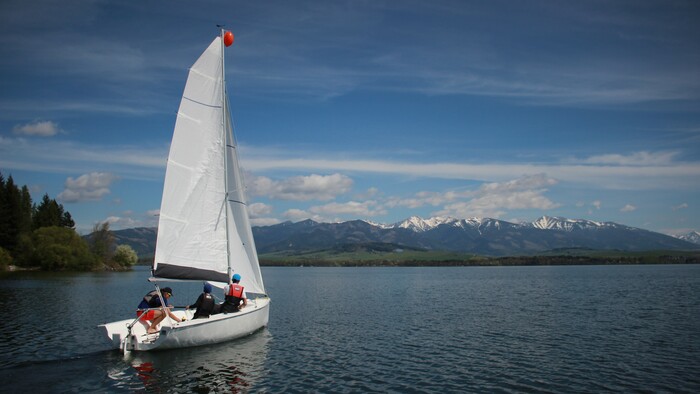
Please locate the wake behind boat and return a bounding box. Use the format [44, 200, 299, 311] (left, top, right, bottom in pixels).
[100, 29, 270, 352]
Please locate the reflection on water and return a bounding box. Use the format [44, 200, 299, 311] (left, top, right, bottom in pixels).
[0, 328, 271, 393]
[115, 328, 271, 392]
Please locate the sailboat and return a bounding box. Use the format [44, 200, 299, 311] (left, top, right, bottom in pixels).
[100, 29, 270, 352]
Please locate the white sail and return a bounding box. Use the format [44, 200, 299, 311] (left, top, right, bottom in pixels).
[153, 36, 265, 296]
[100, 32, 270, 353]
[223, 96, 266, 295]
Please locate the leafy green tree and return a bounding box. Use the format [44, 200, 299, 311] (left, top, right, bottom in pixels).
[0, 246, 12, 270]
[13, 233, 34, 267]
[32, 226, 96, 271]
[89, 221, 114, 265]
[0, 172, 78, 268]
[113, 244, 138, 267]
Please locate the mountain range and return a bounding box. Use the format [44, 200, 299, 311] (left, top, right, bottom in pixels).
[677, 231, 700, 245]
[108, 216, 700, 258]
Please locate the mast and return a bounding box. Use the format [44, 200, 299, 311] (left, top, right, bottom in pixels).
[220, 27, 233, 282]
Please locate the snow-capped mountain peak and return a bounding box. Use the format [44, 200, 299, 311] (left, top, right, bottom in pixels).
[362, 219, 393, 229]
[363, 215, 670, 235]
[676, 231, 700, 245]
[393, 216, 458, 232]
[530, 216, 611, 232]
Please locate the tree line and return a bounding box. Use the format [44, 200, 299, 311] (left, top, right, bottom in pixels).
[0, 171, 137, 271]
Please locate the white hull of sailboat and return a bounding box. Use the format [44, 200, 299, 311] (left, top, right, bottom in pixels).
[100, 297, 270, 352]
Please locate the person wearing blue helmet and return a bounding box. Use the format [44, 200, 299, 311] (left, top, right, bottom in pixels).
[186, 282, 218, 319]
[221, 273, 247, 313]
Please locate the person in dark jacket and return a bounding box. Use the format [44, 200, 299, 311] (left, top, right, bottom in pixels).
[136, 287, 183, 334]
[187, 282, 219, 319]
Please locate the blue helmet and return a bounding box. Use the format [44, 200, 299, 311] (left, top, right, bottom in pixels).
[232, 273, 241, 282]
[203, 283, 213, 293]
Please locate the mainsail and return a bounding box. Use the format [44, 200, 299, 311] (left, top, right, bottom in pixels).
[152, 36, 265, 296]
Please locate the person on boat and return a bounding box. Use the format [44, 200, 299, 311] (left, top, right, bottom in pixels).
[221, 273, 247, 313]
[137, 287, 184, 334]
[186, 282, 219, 319]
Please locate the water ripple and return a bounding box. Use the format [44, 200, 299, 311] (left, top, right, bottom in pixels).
[1, 265, 699, 392]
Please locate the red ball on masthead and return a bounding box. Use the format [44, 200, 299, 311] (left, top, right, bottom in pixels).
[224, 31, 234, 47]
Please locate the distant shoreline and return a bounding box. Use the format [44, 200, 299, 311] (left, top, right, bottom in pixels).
[5, 253, 699, 272]
[260, 253, 700, 267]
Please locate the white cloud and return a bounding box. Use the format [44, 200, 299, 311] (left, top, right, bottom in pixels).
[386, 191, 450, 209]
[58, 172, 117, 203]
[620, 204, 637, 212]
[355, 187, 379, 200]
[248, 173, 353, 201]
[391, 174, 560, 219]
[309, 200, 386, 217]
[250, 217, 282, 226]
[576, 151, 679, 166]
[283, 209, 325, 222]
[90, 209, 161, 232]
[434, 189, 559, 219]
[592, 200, 602, 210]
[672, 203, 688, 211]
[102, 215, 137, 228]
[479, 173, 558, 193]
[0, 136, 167, 181]
[241, 149, 700, 191]
[2, 135, 698, 192]
[248, 202, 280, 225]
[248, 202, 274, 217]
[13, 120, 60, 137]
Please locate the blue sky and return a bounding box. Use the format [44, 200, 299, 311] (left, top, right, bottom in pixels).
[1, 0, 699, 235]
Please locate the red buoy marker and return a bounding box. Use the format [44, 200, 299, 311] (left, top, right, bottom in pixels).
[224, 31, 234, 47]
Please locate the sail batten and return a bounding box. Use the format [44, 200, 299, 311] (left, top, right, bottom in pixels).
[182, 95, 222, 108]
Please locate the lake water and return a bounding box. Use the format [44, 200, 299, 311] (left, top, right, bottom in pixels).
[1, 265, 699, 392]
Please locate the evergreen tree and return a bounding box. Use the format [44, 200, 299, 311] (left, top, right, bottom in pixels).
[33, 194, 60, 228]
[33, 193, 75, 230]
[2, 176, 22, 253]
[19, 186, 33, 236]
[61, 211, 76, 229]
[0, 172, 8, 251]
[0, 171, 79, 268]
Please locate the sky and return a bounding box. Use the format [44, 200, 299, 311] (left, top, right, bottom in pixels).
[1, 0, 699, 236]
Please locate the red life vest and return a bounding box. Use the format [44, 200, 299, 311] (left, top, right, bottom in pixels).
[227, 284, 244, 298]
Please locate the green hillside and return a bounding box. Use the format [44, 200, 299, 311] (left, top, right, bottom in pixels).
[259, 243, 700, 267]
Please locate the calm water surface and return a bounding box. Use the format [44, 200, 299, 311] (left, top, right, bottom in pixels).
[1, 265, 699, 392]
